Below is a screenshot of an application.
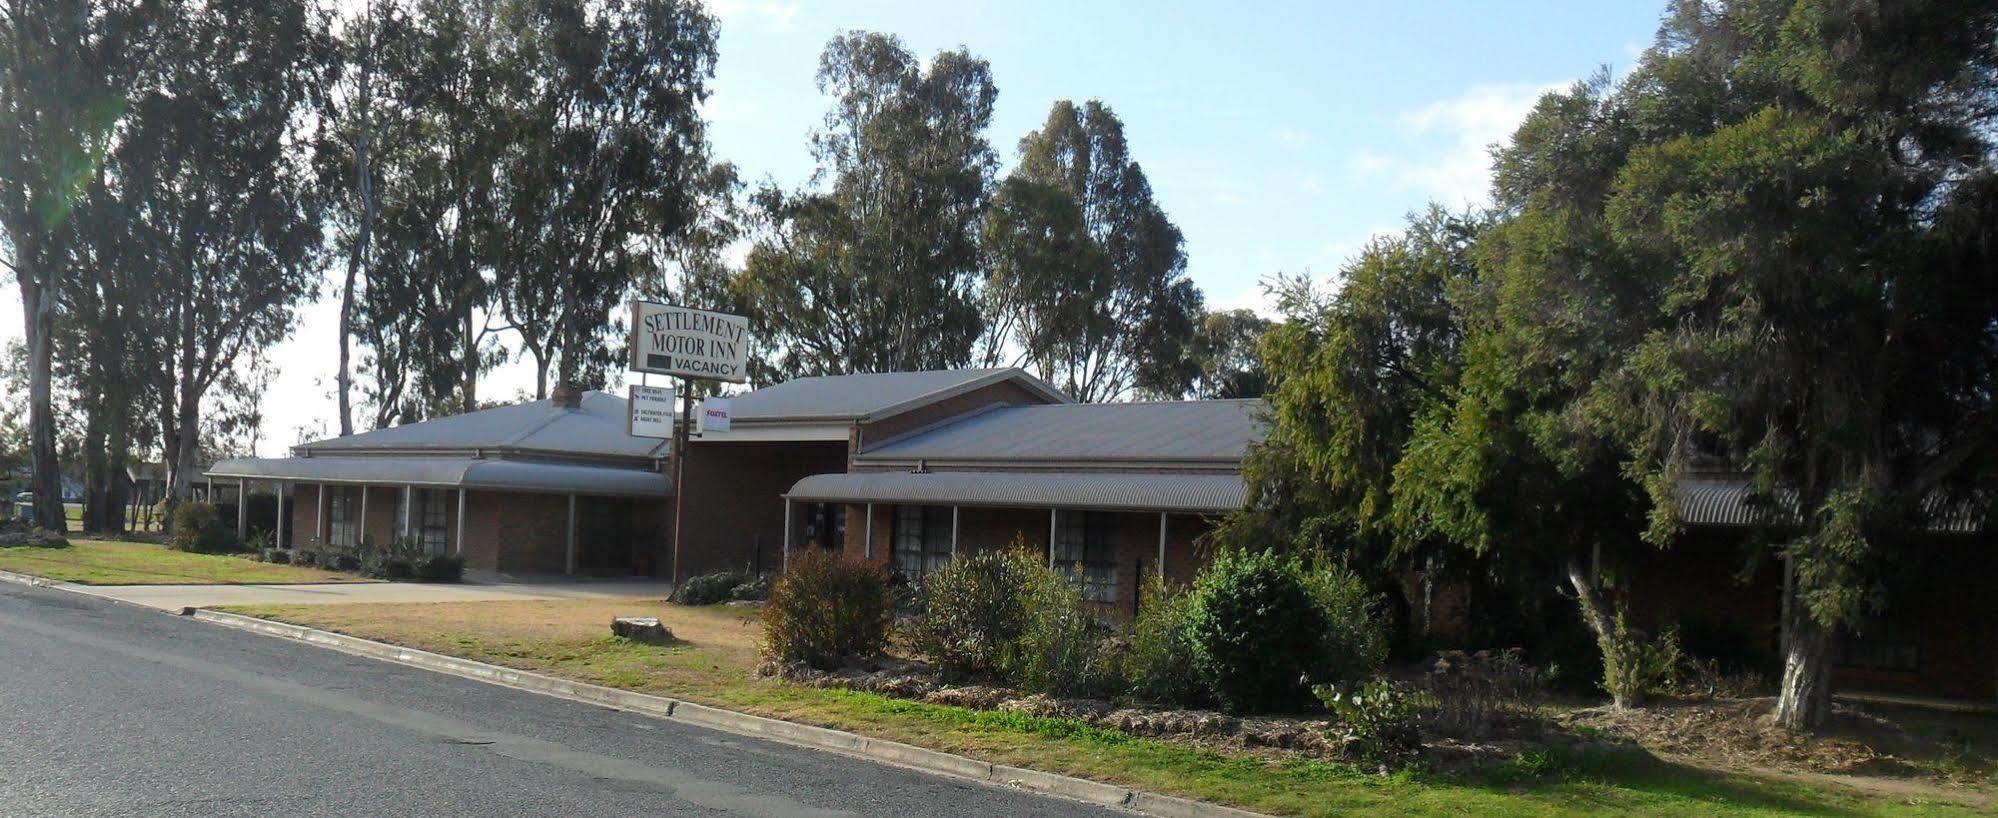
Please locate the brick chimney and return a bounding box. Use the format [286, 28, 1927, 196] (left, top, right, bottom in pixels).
[550, 381, 583, 410]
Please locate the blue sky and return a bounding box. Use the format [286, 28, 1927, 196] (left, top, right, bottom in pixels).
[700, 0, 1662, 311]
[1, 0, 1670, 453]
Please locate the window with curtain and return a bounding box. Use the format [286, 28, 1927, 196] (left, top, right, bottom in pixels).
[1054, 510, 1119, 603]
[891, 505, 954, 583]
[327, 486, 358, 548]
[418, 489, 450, 554]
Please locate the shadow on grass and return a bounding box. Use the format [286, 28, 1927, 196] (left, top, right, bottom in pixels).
[1456, 743, 1895, 817]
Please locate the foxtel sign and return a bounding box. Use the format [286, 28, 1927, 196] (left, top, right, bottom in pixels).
[628, 301, 750, 383]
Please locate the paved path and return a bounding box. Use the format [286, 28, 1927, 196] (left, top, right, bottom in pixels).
[75, 576, 677, 611]
[0, 581, 1118, 817]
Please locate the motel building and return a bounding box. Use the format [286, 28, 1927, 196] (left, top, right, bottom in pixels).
[210, 367, 1259, 613]
[210, 366, 1995, 703]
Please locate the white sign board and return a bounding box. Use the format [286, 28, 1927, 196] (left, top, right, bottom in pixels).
[629, 301, 750, 383]
[698, 397, 732, 433]
[627, 384, 677, 439]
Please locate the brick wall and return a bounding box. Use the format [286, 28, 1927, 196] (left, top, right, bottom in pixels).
[837, 501, 1213, 619]
[674, 439, 849, 579]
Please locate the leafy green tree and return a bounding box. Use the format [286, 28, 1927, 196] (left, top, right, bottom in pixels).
[1188, 308, 1274, 399]
[738, 32, 994, 377]
[981, 100, 1202, 401]
[0, 0, 161, 530]
[490, 0, 720, 396]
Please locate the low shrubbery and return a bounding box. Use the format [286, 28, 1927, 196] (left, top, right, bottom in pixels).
[1121, 574, 1205, 706]
[167, 501, 240, 554]
[1419, 648, 1549, 738]
[1187, 549, 1350, 713]
[1316, 679, 1421, 768]
[1599, 608, 1679, 708]
[761, 548, 893, 669]
[0, 519, 69, 548]
[677, 571, 773, 605]
[907, 548, 1038, 680]
[288, 536, 462, 582]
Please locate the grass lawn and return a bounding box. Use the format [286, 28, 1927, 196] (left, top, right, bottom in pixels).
[218, 597, 1985, 817]
[0, 539, 371, 585]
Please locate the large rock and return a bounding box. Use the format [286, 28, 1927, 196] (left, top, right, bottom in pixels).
[610, 616, 675, 645]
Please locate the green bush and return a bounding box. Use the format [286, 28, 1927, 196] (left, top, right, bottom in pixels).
[1316, 678, 1421, 768]
[729, 574, 771, 601]
[1600, 608, 1680, 707]
[1185, 548, 1334, 713]
[908, 548, 1039, 681]
[1014, 567, 1118, 698]
[167, 502, 240, 554]
[676, 572, 743, 605]
[761, 549, 893, 670]
[1302, 561, 1391, 684]
[1122, 575, 1206, 706]
[260, 547, 291, 564]
[412, 553, 464, 583]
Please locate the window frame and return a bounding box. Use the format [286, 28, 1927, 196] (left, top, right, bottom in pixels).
[891, 505, 954, 583]
[1054, 510, 1119, 604]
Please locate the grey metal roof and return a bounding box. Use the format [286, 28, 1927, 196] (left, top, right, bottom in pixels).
[296, 391, 666, 460]
[858, 399, 1265, 466]
[726, 368, 1069, 423]
[207, 456, 671, 498]
[786, 471, 1245, 513]
[1674, 476, 1984, 533]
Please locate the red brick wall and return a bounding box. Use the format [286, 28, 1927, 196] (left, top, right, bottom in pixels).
[836, 502, 1213, 619]
[289, 484, 322, 549]
[675, 439, 849, 579]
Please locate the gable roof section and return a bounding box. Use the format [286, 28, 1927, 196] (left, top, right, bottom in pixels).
[725, 368, 1069, 425]
[297, 391, 665, 461]
[856, 399, 1265, 469]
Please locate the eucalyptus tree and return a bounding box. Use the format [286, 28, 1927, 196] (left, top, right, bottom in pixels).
[1188, 309, 1274, 400]
[739, 31, 995, 377]
[103, 0, 331, 501]
[491, 0, 720, 397]
[0, 0, 163, 530]
[981, 100, 1202, 401]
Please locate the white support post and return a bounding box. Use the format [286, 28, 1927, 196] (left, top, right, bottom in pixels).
[359, 485, 369, 548]
[316, 484, 326, 547]
[455, 489, 466, 555]
[565, 494, 578, 575]
[950, 506, 960, 557]
[863, 503, 873, 560]
[1157, 512, 1168, 578]
[402, 485, 414, 541]
[237, 479, 247, 541]
[274, 482, 285, 549]
[782, 498, 793, 573]
[1048, 508, 1058, 568]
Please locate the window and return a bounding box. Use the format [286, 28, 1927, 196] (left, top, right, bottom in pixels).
[327, 486, 358, 548]
[892, 505, 954, 583]
[804, 502, 846, 550]
[1055, 511, 1119, 603]
[417, 489, 450, 554]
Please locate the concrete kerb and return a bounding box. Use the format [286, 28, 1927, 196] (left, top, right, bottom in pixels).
[183, 608, 1267, 818]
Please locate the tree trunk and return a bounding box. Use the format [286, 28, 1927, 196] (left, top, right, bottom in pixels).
[81, 394, 107, 532]
[460, 306, 478, 414]
[21, 271, 65, 532]
[1774, 565, 1833, 730]
[1565, 551, 1639, 709]
[337, 18, 376, 438]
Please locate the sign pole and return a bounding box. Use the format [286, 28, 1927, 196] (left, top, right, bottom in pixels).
[670, 376, 692, 591]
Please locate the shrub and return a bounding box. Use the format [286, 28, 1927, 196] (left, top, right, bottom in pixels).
[412, 553, 464, 583]
[761, 549, 893, 669]
[1185, 548, 1332, 713]
[167, 502, 239, 554]
[1014, 567, 1118, 697]
[292, 548, 323, 568]
[729, 574, 771, 601]
[260, 547, 292, 565]
[0, 520, 70, 548]
[1599, 609, 1679, 708]
[676, 572, 743, 606]
[1122, 575, 1206, 706]
[1316, 679, 1422, 768]
[1302, 561, 1390, 683]
[908, 548, 1039, 681]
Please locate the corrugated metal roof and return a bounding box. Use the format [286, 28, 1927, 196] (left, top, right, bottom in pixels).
[858, 400, 1264, 466]
[785, 471, 1245, 513]
[297, 391, 665, 460]
[726, 368, 1068, 423]
[207, 456, 671, 498]
[1674, 476, 1984, 533]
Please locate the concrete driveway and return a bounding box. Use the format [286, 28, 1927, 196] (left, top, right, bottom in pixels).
[75, 576, 676, 612]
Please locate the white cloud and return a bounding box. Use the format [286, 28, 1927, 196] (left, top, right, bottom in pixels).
[1212, 190, 1248, 207]
[706, 0, 802, 28]
[1271, 127, 1309, 150]
[1353, 81, 1564, 206]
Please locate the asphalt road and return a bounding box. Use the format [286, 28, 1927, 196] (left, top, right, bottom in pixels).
[0, 583, 1121, 817]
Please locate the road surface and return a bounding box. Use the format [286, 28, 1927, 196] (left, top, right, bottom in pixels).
[0, 582, 1120, 817]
